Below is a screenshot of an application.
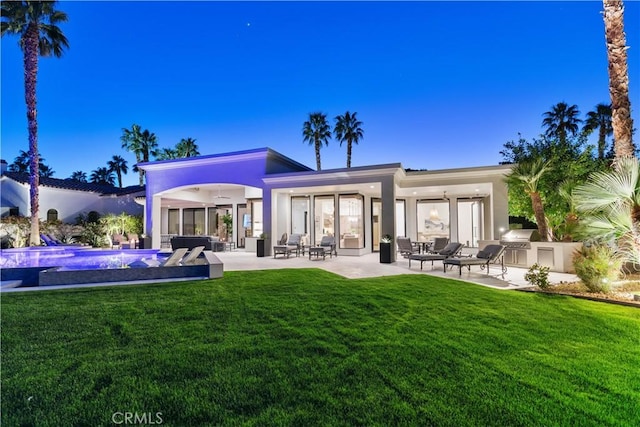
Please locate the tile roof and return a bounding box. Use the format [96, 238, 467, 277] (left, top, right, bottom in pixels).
[1, 172, 145, 196]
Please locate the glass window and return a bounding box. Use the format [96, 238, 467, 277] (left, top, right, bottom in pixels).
[183, 208, 205, 235]
[416, 200, 450, 242]
[47, 209, 58, 222]
[339, 194, 364, 249]
[314, 196, 334, 245]
[291, 197, 309, 235]
[208, 207, 219, 237]
[395, 200, 406, 237]
[457, 199, 483, 248]
[249, 200, 263, 237]
[372, 199, 382, 251]
[168, 209, 179, 234]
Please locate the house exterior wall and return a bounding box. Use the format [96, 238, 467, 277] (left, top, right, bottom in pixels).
[0, 176, 143, 222]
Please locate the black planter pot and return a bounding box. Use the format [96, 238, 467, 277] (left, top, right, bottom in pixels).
[256, 239, 265, 257]
[380, 242, 392, 263]
[139, 237, 151, 249]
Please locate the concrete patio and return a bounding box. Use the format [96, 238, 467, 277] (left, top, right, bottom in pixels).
[214, 250, 578, 290]
[1, 248, 579, 292]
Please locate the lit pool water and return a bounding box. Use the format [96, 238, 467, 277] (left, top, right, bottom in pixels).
[0, 247, 164, 271]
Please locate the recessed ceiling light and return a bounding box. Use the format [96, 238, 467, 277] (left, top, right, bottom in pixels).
[413, 191, 417, 195]
[370, 185, 375, 189]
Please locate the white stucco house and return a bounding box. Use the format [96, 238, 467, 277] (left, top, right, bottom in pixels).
[137, 147, 512, 262]
[0, 160, 144, 222]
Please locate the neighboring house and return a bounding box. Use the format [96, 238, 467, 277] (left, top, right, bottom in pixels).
[138, 147, 512, 262]
[0, 160, 144, 223]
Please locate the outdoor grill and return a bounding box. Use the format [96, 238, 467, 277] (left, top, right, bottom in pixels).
[500, 229, 541, 250]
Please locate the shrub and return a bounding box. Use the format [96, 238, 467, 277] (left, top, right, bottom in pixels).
[524, 263, 551, 289]
[80, 222, 107, 247]
[573, 245, 622, 293]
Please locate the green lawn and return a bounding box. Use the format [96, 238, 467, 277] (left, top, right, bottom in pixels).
[2, 269, 639, 426]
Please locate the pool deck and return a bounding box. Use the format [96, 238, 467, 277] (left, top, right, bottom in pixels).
[1, 249, 578, 292]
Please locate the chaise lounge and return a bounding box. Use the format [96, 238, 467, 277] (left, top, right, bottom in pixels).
[408, 242, 463, 270]
[443, 244, 507, 276]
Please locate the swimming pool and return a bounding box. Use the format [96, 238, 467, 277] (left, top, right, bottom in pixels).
[0, 246, 222, 287]
[0, 247, 163, 270]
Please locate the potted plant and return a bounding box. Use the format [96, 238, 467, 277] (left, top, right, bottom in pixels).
[257, 233, 267, 257]
[380, 234, 393, 263]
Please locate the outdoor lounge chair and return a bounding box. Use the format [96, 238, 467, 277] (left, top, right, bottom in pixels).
[180, 245, 205, 265]
[443, 244, 507, 276]
[408, 242, 463, 270]
[273, 233, 301, 258]
[396, 236, 419, 258]
[426, 237, 449, 254]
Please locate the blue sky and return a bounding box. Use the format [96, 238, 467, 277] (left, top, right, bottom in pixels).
[2, 1, 639, 187]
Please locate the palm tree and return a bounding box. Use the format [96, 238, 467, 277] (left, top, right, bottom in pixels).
[155, 148, 177, 160]
[120, 124, 158, 185]
[1, 1, 69, 246]
[505, 159, 552, 241]
[583, 103, 613, 160]
[334, 111, 364, 168]
[90, 167, 115, 186]
[176, 137, 200, 158]
[542, 102, 582, 142]
[602, 0, 636, 162]
[69, 170, 87, 182]
[107, 155, 128, 188]
[39, 163, 54, 178]
[302, 112, 331, 170]
[8, 150, 30, 173]
[573, 156, 640, 264]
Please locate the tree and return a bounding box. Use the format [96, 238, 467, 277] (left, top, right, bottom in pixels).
[334, 111, 364, 168]
[8, 150, 54, 177]
[107, 155, 128, 188]
[583, 103, 613, 160]
[573, 156, 640, 264]
[69, 170, 87, 182]
[542, 102, 582, 143]
[120, 124, 158, 185]
[505, 159, 552, 241]
[1, 1, 69, 246]
[90, 167, 115, 186]
[302, 112, 331, 171]
[155, 148, 177, 160]
[175, 137, 199, 158]
[602, 0, 636, 161]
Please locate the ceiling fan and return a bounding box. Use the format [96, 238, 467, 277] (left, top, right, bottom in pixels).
[212, 185, 231, 203]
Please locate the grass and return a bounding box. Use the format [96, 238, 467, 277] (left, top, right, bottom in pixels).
[2, 269, 640, 426]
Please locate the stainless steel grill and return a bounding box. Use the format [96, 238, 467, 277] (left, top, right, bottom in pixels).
[500, 229, 541, 249]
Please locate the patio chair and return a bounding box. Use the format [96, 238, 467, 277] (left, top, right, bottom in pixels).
[309, 236, 337, 260]
[273, 233, 301, 258]
[426, 237, 449, 254]
[396, 236, 419, 258]
[111, 234, 128, 249]
[443, 244, 507, 276]
[127, 233, 140, 249]
[408, 242, 463, 270]
[180, 245, 205, 265]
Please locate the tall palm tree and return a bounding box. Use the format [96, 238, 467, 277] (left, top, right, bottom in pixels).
[302, 112, 331, 170]
[334, 111, 364, 168]
[107, 155, 128, 188]
[120, 124, 158, 185]
[583, 103, 613, 160]
[69, 170, 87, 182]
[1, 1, 69, 246]
[176, 137, 200, 158]
[505, 159, 552, 241]
[573, 156, 640, 264]
[90, 167, 115, 186]
[542, 102, 582, 142]
[602, 0, 636, 162]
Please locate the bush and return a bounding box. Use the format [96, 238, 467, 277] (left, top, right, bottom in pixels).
[80, 222, 107, 247]
[573, 245, 622, 293]
[524, 263, 551, 289]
